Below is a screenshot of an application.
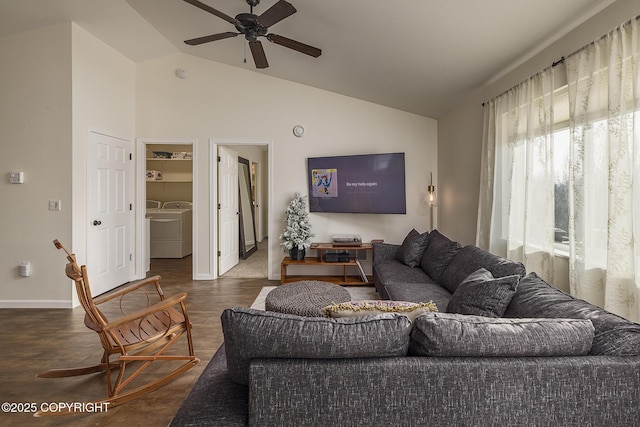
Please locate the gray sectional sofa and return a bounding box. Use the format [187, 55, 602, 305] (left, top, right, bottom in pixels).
[171, 229, 640, 427]
[372, 229, 527, 310]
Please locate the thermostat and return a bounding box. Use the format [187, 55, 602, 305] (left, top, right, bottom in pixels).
[9, 171, 24, 184]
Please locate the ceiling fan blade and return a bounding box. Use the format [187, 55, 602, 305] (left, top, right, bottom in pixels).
[249, 40, 269, 69]
[257, 0, 296, 28]
[182, 0, 239, 26]
[184, 32, 239, 46]
[267, 34, 321, 58]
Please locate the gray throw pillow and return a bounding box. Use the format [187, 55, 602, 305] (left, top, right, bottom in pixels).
[419, 230, 461, 281]
[396, 229, 429, 267]
[438, 245, 526, 294]
[221, 307, 412, 385]
[409, 312, 595, 357]
[446, 268, 519, 317]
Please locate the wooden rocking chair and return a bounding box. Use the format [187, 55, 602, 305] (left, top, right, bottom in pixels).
[36, 240, 199, 416]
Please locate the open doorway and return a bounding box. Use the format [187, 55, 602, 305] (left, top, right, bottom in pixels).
[137, 139, 197, 280]
[215, 141, 270, 279]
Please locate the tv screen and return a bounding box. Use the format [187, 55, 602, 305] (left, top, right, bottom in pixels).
[307, 152, 406, 214]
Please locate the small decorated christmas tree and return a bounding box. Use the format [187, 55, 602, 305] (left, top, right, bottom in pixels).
[280, 192, 314, 258]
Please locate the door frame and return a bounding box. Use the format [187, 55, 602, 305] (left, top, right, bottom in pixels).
[210, 138, 272, 279]
[251, 160, 263, 241]
[135, 138, 198, 280]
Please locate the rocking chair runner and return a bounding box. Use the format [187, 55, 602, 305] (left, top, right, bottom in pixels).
[36, 240, 199, 416]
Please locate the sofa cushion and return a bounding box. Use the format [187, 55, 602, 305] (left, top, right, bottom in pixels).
[446, 268, 520, 317]
[395, 229, 429, 267]
[375, 259, 432, 284]
[409, 312, 595, 357]
[419, 230, 461, 282]
[384, 281, 452, 310]
[221, 307, 412, 385]
[439, 245, 526, 294]
[504, 272, 640, 356]
[323, 300, 438, 321]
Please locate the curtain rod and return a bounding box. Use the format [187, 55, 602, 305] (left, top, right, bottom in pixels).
[481, 56, 564, 107]
[481, 14, 639, 107]
[551, 56, 565, 68]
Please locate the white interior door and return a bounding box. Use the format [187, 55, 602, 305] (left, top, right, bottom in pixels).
[218, 146, 239, 275]
[87, 131, 133, 295]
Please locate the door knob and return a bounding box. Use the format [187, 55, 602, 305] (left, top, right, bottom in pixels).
[93, 220, 102, 226]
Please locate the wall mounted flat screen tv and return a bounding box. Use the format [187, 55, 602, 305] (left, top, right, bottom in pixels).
[307, 152, 406, 214]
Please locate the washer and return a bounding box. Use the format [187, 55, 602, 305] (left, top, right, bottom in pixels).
[149, 201, 193, 258]
[162, 201, 192, 209]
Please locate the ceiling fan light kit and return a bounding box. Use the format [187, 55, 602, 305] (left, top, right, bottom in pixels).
[183, 0, 321, 69]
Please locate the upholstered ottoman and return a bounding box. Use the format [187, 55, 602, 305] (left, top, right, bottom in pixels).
[265, 280, 351, 317]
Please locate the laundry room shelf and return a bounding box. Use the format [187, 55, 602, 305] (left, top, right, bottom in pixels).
[146, 157, 192, 183]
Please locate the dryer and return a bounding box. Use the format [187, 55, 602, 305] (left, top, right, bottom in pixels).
[149, 201, 193, 258]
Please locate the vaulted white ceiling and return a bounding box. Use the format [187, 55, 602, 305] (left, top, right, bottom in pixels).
[0, 0, 617, 118]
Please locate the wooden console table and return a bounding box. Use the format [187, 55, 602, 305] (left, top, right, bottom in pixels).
[280, 242, 373, 286]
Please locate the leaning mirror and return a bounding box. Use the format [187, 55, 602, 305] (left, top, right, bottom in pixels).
[238, 157, 257, 259]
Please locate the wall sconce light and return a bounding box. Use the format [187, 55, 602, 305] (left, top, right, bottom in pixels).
[427, 172, 437, 207]
[426, 172, 437, 231]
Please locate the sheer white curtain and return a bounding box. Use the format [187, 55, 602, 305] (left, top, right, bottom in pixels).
[565, 17, 640, 322]
[477, 67, 557, 282]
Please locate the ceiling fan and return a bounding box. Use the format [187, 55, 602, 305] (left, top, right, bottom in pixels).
[182, 0, 322, 69]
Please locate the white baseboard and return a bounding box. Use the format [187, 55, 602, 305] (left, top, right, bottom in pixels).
[0, 300, 73, 309]
[193, 273, 215, 280]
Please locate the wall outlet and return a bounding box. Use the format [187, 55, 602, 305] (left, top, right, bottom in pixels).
[48, 200, 61, 211]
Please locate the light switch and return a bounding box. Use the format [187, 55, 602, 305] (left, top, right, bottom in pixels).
[49, 200, 61, 211]
[9, 171, 24, 184]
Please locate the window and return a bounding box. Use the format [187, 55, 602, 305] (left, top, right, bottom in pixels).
[480, 16, 640, 322]
[553, 127, 569, 244]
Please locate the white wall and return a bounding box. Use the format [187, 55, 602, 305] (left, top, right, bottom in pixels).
[1, 23, 435, 302]
[136, 53, 437, 279]
[0, 24, 73, 307]
[437, 0, 640, 291]
[71, 23, 136, 302]
[0, 23, 135, 307]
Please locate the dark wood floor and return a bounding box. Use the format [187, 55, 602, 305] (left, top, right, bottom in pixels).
[0, 256, 275, 427]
